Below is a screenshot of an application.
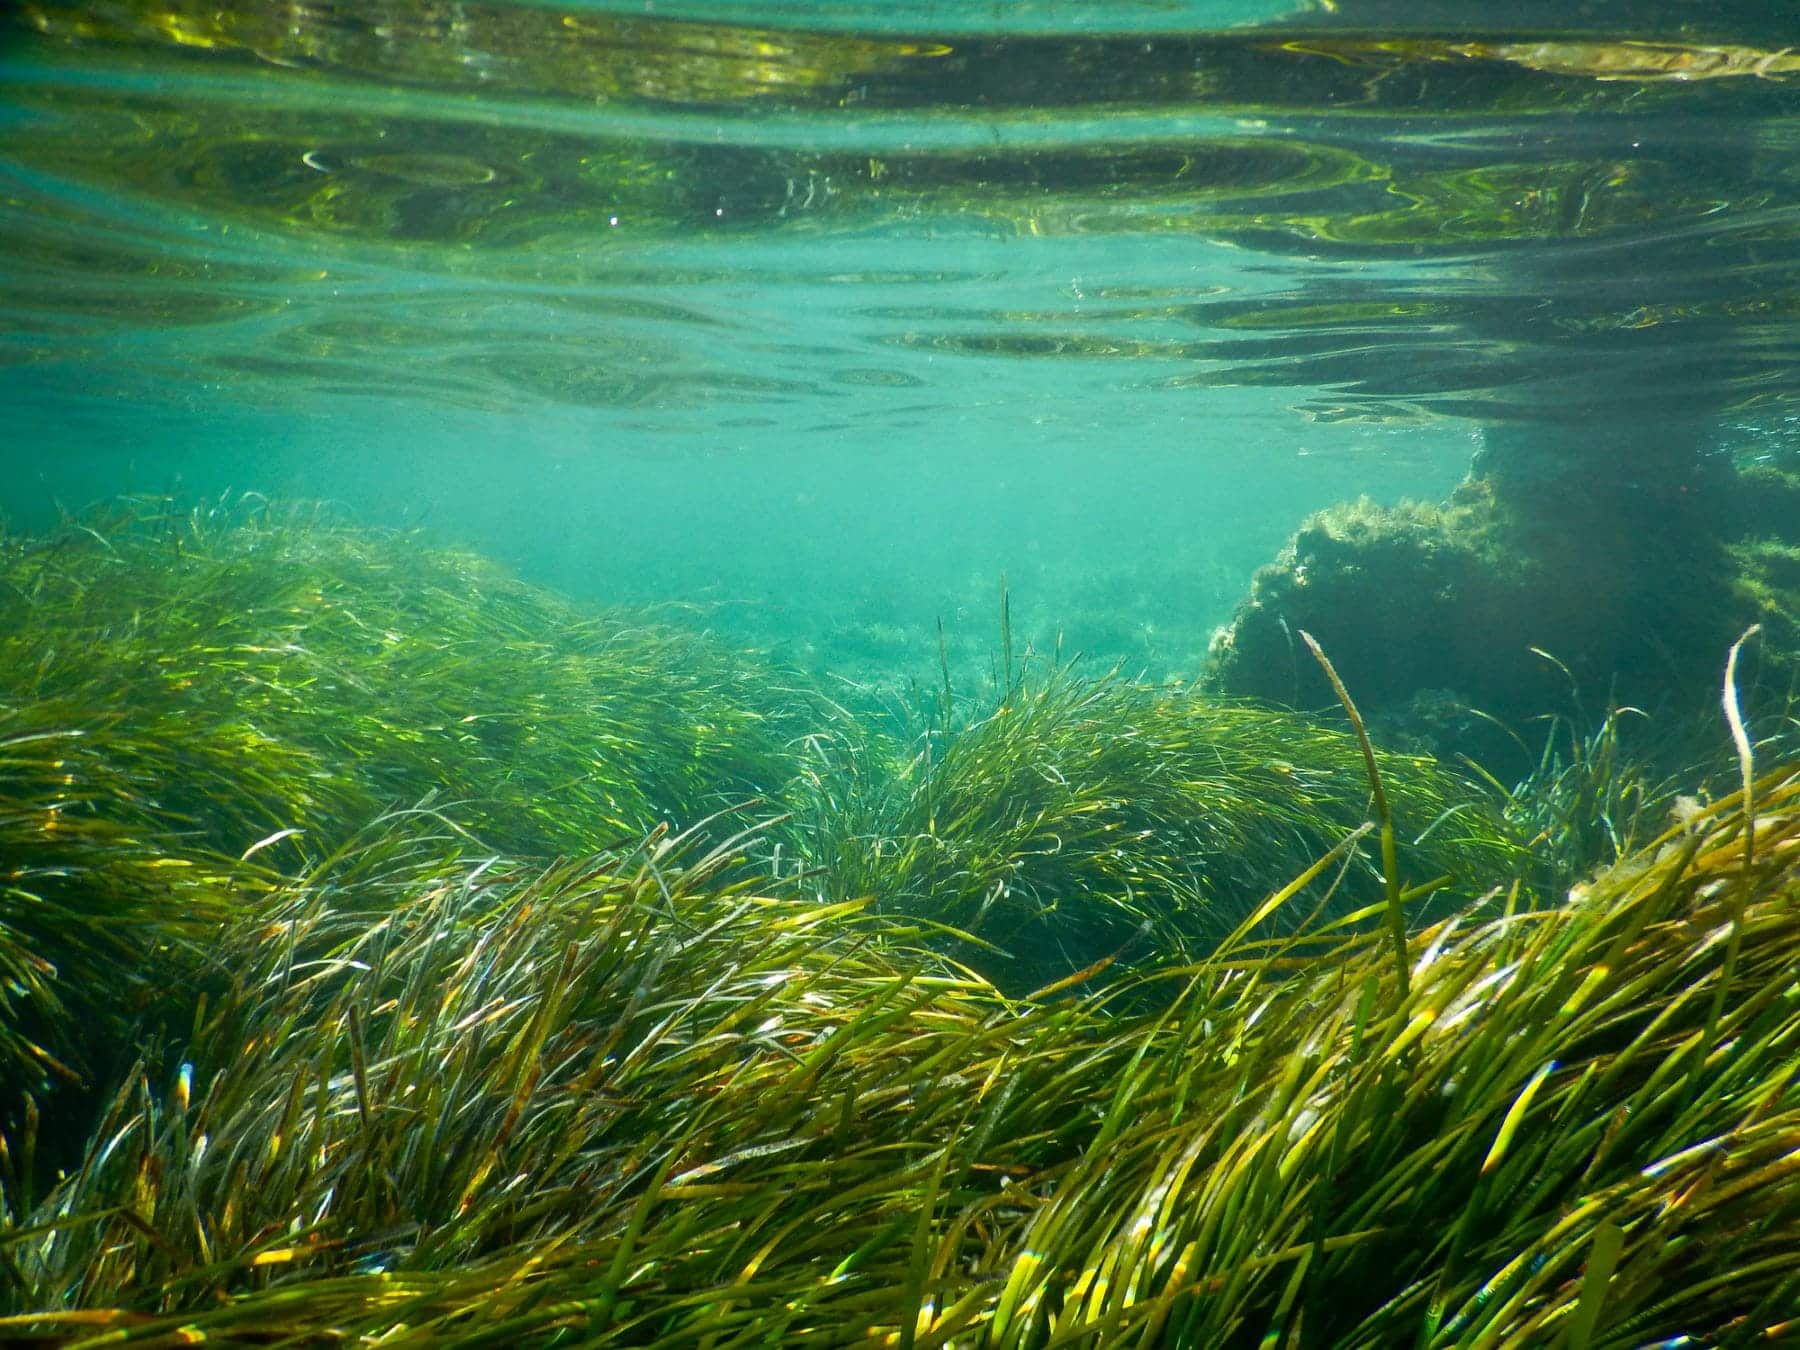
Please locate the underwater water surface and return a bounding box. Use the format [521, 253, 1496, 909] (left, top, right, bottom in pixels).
[8, 0, 1799, 688]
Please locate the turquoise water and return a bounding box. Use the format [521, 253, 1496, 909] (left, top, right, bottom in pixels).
[4, 1, 1799, 686]
[5, 9, 1800, 1341]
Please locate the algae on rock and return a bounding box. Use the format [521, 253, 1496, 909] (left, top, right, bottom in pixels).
[1203, 445, 1795, 766]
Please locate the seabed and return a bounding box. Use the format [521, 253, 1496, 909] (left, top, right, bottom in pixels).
[0, 498, 1795, 1347]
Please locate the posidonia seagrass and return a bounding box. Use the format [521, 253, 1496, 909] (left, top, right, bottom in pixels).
[2, 501, 1794, 1347]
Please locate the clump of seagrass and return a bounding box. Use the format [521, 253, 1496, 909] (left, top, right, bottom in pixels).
[803, 660, 1524, 991]
[1477, 699, 1697, 890]
[970, 762, 1800, 1345]
[0, 819, 1117, 1344]
[0, 496, 819, 1093]
[6, 757, 1796, 1344]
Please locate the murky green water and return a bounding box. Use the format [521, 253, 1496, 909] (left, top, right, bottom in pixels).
[4, 1, 1799, 685]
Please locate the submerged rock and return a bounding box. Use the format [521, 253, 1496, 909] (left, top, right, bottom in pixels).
[1203, 460, 1793, 764]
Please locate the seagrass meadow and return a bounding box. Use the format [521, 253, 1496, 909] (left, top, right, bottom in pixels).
[0, 503, 1795, 1347]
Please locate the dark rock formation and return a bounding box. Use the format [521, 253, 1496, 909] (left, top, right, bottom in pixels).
[1203, 450, 1798, 766]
